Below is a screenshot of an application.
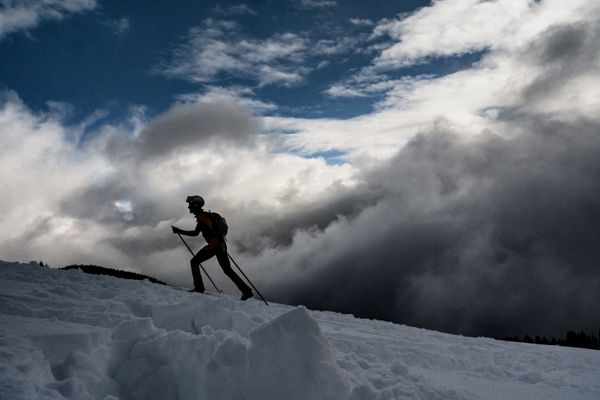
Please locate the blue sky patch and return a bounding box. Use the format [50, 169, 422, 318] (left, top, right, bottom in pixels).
[0, 0, 445, 127]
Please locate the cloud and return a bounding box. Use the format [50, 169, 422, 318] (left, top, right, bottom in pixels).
[324, 68, 416, 98]
[349, 18, 373, 26]
[325, 0, 597, 102]
[85, 97, 264, 165]
[241, 0, 600, 338]
[297, 0, 337, 9]
[0, 90, 359, 290]
[379, 0, 595, 66]
[100, 17, 131, 37]
[306, 0, 600, 163]
[312, 37, 362, 56]
[0, 91, 115, 266]
[252, 115, 600, 338]
[159, 16, 369, 90]
[520, 21, 600, 112]
[213, 3, 257, 16]
[135, 100, 262, 159]
[0, 0, 97, 40]
[371, 0, 533, 69]
[160, 19, 310, 87]
[176, 86, 278, 114]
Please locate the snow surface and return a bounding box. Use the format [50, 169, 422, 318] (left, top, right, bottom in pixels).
[1, 261, 599, 400]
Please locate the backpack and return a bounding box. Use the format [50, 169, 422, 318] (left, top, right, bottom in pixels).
[207, 211, 228, 238]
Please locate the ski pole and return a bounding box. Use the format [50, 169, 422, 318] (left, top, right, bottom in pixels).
[227, 252, 269, 306]
[175, 232, 223, 293]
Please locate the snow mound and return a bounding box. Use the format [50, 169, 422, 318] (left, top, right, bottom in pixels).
[247, 306, 349, 399]
[0, 262, 349, 399]
[107, 307, 348, 400]
[1, 261, 600, 400]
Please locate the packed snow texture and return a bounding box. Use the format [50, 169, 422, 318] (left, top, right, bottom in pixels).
[1, 261, 599, 400]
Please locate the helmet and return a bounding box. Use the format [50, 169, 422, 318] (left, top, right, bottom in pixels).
[186, 195, 205, 209]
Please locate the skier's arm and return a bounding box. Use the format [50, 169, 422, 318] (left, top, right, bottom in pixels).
[171, 224, 201, 236]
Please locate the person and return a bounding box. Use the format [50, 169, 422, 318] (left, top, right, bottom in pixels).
[172, 195, 254, 300]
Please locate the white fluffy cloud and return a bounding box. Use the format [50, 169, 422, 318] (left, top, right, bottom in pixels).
[160, 20, 310, 87]
[325, 0, 597, 100]
[0, 0, 97, 40]
[0, 92, 115, 266]
[372, 0, 530, 68]
[371, 0, 595, 68]
[160, 17, 365, 89]
[282, 0, 600, 165]
[0, 91, 358, 287]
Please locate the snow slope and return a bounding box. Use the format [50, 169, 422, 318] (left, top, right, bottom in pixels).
[1, 261, 599, 400]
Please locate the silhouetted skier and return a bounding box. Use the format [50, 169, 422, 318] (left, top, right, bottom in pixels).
[172, 195, 254, 300]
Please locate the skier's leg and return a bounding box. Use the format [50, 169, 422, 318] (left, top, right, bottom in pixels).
[216, 246, 252, 297]
[190, 247, 215, 292]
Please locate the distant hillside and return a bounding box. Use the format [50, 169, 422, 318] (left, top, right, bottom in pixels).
[62, 264, 167, 285]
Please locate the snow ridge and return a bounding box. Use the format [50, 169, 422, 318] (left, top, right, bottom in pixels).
[1, 261, 599, 400]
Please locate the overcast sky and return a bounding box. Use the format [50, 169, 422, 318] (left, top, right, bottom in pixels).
[2, 0, 600, 339]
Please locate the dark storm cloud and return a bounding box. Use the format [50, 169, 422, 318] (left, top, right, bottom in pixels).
[59, 188, 187, 266]
[239, 15, 600, 339]
[259, 117, 600, 339]
[105, 228, 178, 257]
[138, 100, 260, 159]
[60, 183, 133, 225]
[523, 21, 600, 100]
[232, 185, 383, 254]
[94, 99, 260, 162]
[56, 179, 191, 266]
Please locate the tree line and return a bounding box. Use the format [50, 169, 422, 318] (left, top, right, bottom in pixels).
[62, 264, 168, 285]
[505, 330, 600, 351]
